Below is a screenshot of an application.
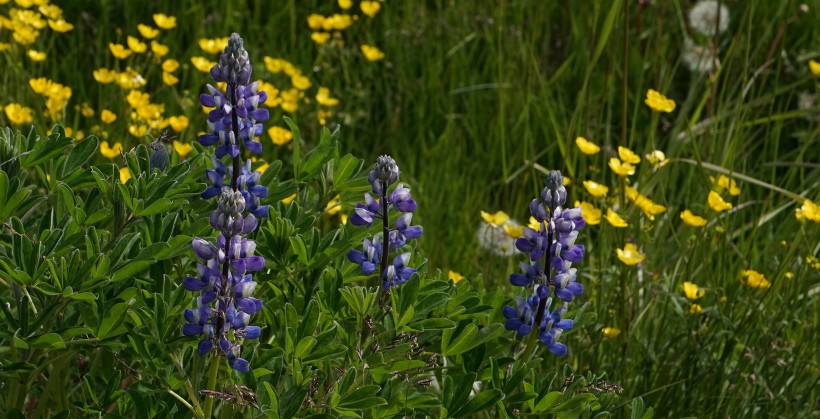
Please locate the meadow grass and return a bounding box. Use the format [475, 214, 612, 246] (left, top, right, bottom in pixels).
[1, 0, 818, 416]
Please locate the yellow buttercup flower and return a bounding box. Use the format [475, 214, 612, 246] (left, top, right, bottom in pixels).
[109, 43, 132, 59]
[683, 281, 704, 300]
[307, 14, 325, 30]
[4, 103, 34, 124]
[739, 269, 771, 289]
[39, 4, 63, 20]
[291, 75, 312, 91]
[100, 141, 123, 159]
[0, 43, 11, 52]
[153, 13, 176, 30]
[311, 32, 330, 45]
[810, 59, 820, 77]
[162, 72, 179, 86]
[689, 304, 702, 315]
[162, 59, 179, 73]
[100, 109, 117, 124]
[481, 210, 509, 227]
[199, 37, 229, 54]
[644, 89, 676, 112]
[27, 49, 46, 61]
[151, 41, 169, 57]
[710, 175, 740, 196]
[645, 150, 667, 168]
[137, 24, 159, 39]
[269, 126, 293, 145]
[316, 87, 339, 106]
[618, 146, 641, 164]
[47, 19, 73, 32]
[527, 216, 542, 231]
[625, 187, 667, 220]
[281, 193, 297, 204]
[583, 180, 609, 198]
[80, 103, 95, 117]
[168, 115, 189, 132]
[119, 167, 131, 183]
[338, 0, 352, 8]
[126, 36, 147, 53]
[326, 195, 342, 215]
[575, 136, 600, 155]
[90, 68, 114, 84]
[322, 14, 353, 31]
[173, 140, 192, 157]
[605, 208, 629, 228]
[12, 26, 39, 45]
[707, 191, 732, 212]
[129, 124, 148, 138]
[609, 157, 636, 176]
[680, 209, 707, 227]
[795, 199, 820, 223]
[448, 270, 465, 283]
[616, 243, 645, 266]
[360, 0, 381, 17]
[503, 224, 524, 238]
[575, 201, 601, 225]
[191, 56, 215, 73]
[360, 44, 385, 61]
[601, 327, 621, 338]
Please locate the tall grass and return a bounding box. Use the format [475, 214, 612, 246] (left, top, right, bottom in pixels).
[1, 0, 818, 416]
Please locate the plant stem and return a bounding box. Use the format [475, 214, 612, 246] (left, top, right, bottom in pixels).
[203, 354, 221, 418]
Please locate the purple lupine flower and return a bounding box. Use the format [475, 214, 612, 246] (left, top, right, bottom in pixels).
[502, 170, 584, 357]
[183, 33, 267, 373]
[347, 156, 422, 290]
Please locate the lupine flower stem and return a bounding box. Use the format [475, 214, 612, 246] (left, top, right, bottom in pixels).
[380, 180, 389, 287]
[203, 357, 220, 418]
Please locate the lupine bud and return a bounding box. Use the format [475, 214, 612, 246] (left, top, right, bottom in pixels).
[149, 141, 169, 172]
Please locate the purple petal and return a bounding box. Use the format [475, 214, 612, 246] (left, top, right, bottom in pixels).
[197, 339, 213, 355]
[182, 277, 206, 291]
[229, 357, 250, 373]
[200, 94, 216, 108]
[182, 324, 203, 336]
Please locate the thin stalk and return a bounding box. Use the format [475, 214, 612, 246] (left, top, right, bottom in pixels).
[202, 354, 220, 418]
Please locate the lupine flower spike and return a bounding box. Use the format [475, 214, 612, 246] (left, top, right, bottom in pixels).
[502, 171, 584, 357]
[347, 156, 422, 290]
[182, 33, 269, 373]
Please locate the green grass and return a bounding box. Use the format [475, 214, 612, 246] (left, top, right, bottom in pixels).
[1, 0, 818, 416]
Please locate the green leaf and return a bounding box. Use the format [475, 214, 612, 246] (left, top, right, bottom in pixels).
[97, 302, 130, 339]
[337, 385, 387, 410]
[62, 136, 99, 177]
[137, 198, 174, 216]
[409, 318, 456, 330]
[283, 117, 302, 179]
[28, 333, 66, 349]
[533, 391, 562, 412]
[303, 344, 347, 363]
[109, 259, 154, 283]
[452, 389, 504, 418]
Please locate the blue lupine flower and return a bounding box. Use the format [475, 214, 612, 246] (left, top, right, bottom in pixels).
[348, 236, 381, 275]
[384, 252, 417, 288]
[349, 193, 381, 227]
[184, 33, 267, 373]
[502, 170, 584, 357]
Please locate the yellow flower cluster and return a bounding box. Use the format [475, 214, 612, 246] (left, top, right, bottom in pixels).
[198, 37, 229, 54]
[29, 77, 71, 118]
[3, 103, 34, 124]
[306, 2, 386, 62]
[645, 89, 676, 113]
[625, 186, 667, 220]
[795, 199, 820, 223]
[707, 175, 739, 213]
[739, 269, 771, 289]
[0, 1, 72, 50]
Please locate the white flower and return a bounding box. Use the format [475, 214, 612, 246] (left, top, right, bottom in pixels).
[688, 0, 730, 36]
[476, 220, 519, 257]
[682, 38, 717, 73]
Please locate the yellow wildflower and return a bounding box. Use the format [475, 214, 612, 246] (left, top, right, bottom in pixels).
[316, 87, 339, 106]
[448, 270, 465, 283]
[4, 103, 34, 124]
[360, 0, 381, 17]
[100, 141, 123, 159]
[527, 216, 542, 231]
[575, 136, 600, 155]
[680, 209, 707, 227]
[47, 19, 73, 32]
[609, 157, 636, 176]
[618, 146, 641, 164]
[360, 44, 385, 61]
[644, 89, 676, 113]
[269, 126, 293, 145]
[583, 180, 609, 198]
[503, 224, 524, 238]
[39, 4, 63, 20]
[173, 140, 192, 157]
[27, 49, 46, 61]
[191, 56, 215, 73]
[292, 75, 312, 91]
[161, 59, 179, 73]
[326, 195, 342, 215]
[0, 43, 11, 51]
[199, 37, 229, 54]
[605, 208, 629, 227]
[616, 243, 645, 266]
[481, 210, 509, 227]
[153, 13, 176, 30]
[162, 72, 179, 86]
[129, 124, 148, 138]
[12, 27, 39, 45]
[100, 109, 117, 124]
[322, 14, 353, 31]
[575, 201, 601, 225]
[307, 14, 325, 30]
[126, 36, 147, 53]
[810, 59, 820, 77]
[601, 327, 621, 338]
[79, 103, 94, 117]
[707, 191, 732, 212]
[168, 115, 189, 132]
[625, 187, 667, 220]
[137, 24, 159, 39]
[151, 41, 169, 57]
[795, 199, 820, 223]
[645, 150, 667, 168]
[683, 281, 704, 300]
[119, 167, 131, 183]
[710, 175, 740, 196]
[311, 32, 330, 45]
[281, 193, 297, 204]
[109, 43, 132, 59]
[317, 109, 332, 125]
[92, 68, 116, 84]
[689, 304, 703, 315]
[739, 269, 771, 289]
